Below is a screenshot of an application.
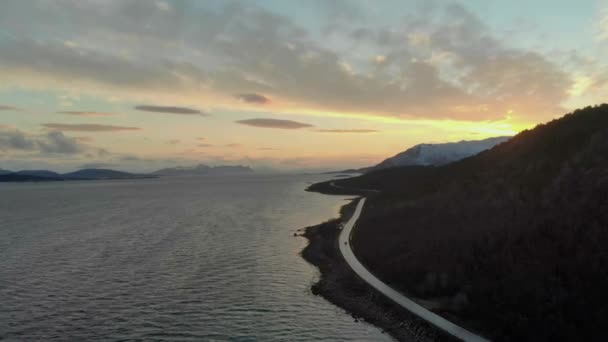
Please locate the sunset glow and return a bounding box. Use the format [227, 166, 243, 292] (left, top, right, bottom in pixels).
[1, 0, 607, 171]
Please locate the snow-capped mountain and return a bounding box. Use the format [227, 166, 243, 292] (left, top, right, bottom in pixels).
[372, 136, 511, 170]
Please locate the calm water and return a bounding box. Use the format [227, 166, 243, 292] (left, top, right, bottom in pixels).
[0, 174, 390, 341]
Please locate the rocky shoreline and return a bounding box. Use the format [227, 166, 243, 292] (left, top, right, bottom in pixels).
[299, 198, 454, 342]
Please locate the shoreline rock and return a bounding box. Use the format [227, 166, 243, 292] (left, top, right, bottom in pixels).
[300, 199, 455, 342]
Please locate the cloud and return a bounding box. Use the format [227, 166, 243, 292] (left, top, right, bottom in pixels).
[58, 111, 118, 117]
[0, 129, 84, 154]
[0, 105, 20, 111]
[167, 139, 180, 145]
[0, 130, 36, 150]
[0, 1, 576, 123]
[198, 143, 214, 147]
[79, 162, 117, 169]
[224, 143, 242, 148]
[95, 148, 111, 157]
[373, 55, 387, 65]
[0, 38, 185, 94]
[74, 136, 94, 142]
[120, 155, 141, 162]
[38, 131, 84, 154]
[156, 1, 171, 12]
[42, 123, 140, 132]
[316, 129, 380, 133]
[235, 93, 270, 104]
[597, 7, 608, 41]
[236, 118, 314, 129]
[315, 0, 366, 22]
[134, 105, 205, 115]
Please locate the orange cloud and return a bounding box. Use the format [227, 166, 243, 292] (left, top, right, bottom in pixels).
[134, 105, 206, 116]
[316, 129, 380, 133]
[236, 118, 314, 129]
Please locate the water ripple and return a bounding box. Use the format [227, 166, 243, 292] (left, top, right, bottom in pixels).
[1, 175, 391, 341]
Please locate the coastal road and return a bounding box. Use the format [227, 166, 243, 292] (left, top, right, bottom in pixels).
[339, 198, 490, 342]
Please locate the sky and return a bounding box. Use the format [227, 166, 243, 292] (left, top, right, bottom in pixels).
[0, 0, 607, 172]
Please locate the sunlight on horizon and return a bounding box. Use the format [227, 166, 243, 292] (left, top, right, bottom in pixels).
[1, 0, 606, 172]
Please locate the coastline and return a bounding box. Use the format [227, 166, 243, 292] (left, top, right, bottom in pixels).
[300, 198, 454, 342]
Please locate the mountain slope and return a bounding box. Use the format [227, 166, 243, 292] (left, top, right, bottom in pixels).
[319, 104, 608, 341]
[372, 136, 510, 170]
[329, 136, 510, 174]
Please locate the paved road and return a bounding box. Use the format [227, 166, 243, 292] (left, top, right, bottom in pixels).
[339, 198, 490, 342]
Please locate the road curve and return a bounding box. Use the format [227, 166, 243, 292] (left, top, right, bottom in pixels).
[339, 198, 490, 342]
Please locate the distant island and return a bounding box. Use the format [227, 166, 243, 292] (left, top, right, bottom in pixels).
[0, 164, 256, 183]
[0, 168, 154, 182]
[152, 164, 254, 177]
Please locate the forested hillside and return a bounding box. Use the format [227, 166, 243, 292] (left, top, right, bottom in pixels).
[324, 104, 608, 341]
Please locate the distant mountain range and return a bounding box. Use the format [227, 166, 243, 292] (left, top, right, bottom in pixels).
[0, 174, 65, 182]
[63, 169, 147, 179]
[0, 164, 256, 182]
[0, 168, 153, 182]
[14, 170, 63, 178]
[152, 164, 254, 176]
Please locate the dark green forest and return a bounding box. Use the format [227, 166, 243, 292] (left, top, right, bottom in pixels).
[312, 104, 608, 341]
